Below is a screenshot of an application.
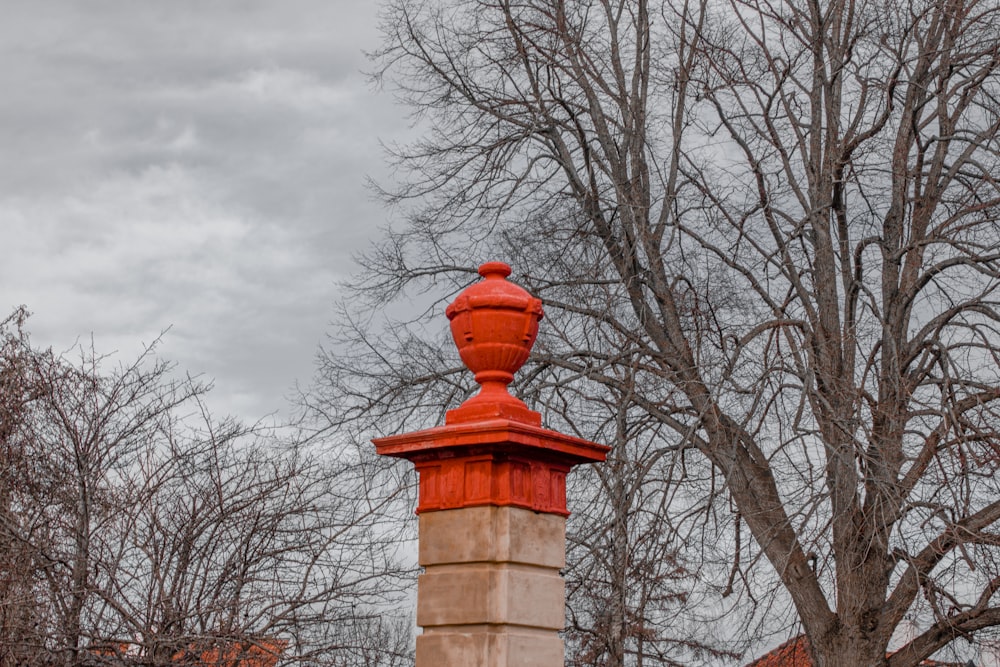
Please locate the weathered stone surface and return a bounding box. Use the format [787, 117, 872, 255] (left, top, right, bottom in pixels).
[418, 505, 566, 568]
[414, 506, 568, 665]
[417, 563, 565, 629]
[416, 627, 564, 667]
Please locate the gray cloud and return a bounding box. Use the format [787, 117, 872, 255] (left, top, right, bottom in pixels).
[0, 0, 407, 421]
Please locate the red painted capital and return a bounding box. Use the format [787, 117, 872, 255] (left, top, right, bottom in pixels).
[373, 419, 609, 515]
[373, 261, 609, 515]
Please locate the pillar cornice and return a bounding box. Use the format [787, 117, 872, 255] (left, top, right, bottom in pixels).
[374, 418, 608, 516]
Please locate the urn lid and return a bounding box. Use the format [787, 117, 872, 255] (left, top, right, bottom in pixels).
[445, 262, 544, 321]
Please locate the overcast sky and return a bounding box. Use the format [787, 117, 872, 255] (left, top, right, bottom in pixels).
[0, 1, 408, 422]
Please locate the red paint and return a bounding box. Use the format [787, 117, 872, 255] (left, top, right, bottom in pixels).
[742, 636, 811, 667]
[445, 262, 545, 426]
[373, 418, 608, 515]
[742, 635, 969, 667]
[373, 262, 608, 516]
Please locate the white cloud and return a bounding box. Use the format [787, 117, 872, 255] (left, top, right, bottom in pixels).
[236, 66, 354, 111]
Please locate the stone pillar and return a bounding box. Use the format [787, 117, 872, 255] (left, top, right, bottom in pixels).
[373, 262, 608, 667]
[417, 506, 566, 666]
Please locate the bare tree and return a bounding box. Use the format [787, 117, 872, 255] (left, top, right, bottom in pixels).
[1, 316, 201, 667]
[345, 0, 1000, 664]
[561, 374, 740, 667]
[0, 311, 414, 667]
[0, 307, 51, 665]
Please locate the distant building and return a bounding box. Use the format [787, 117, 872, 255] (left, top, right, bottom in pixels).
[172, 638, 286, 667]
[743, 635, 973, 667]
[89, 638, 286, 667]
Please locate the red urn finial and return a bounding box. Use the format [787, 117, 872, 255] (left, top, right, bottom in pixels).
[444, 261, 544, 426]
[372, 259, 609, 517]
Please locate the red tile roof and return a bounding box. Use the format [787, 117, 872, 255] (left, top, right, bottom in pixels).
[174, 639, 287, 667]
[91, 638, 286, 667]
[743, 635, 972, 667]
[743, 635, 811, 667]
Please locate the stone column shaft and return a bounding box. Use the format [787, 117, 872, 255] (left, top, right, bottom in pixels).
[416, 506, 566, 667]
